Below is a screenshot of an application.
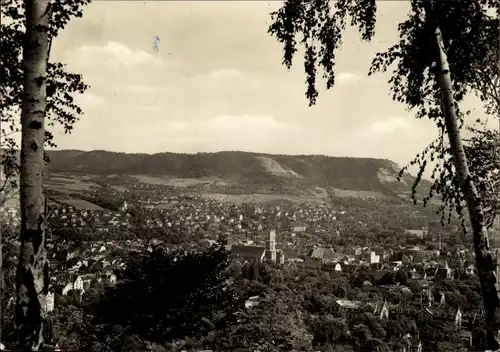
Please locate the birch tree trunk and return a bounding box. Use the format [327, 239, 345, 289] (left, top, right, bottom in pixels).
[15, 0, 52, 350]
[434, 23, 500, 351]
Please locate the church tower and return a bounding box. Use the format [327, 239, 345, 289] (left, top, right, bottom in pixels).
[265, 229, 277, 263]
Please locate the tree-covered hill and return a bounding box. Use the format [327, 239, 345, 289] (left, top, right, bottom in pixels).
[44, 150, 428, 197]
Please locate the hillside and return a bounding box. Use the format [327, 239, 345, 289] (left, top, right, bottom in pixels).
[44, 150, 428, 199]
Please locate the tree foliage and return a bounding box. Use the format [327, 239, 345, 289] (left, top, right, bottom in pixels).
[89, 240, 240, 346]
[226, 280, 314, 351]
[436, 125, 500, 229]
[0, 0, 90, 190]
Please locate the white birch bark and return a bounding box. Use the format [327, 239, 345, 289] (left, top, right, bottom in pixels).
[434, 23, 500, 351]
[15, 0, 52, 350]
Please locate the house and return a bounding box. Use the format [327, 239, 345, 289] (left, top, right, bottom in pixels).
[409, 248, 440, 261]
[342, 264, 360, 273]
[435, 266, 453, 281]
[277, 249, 285, 265]
[322, 262, 342, 272]
[74, 276, 84, 291]
[459, 330, 472, 347]
[245, 296, 260, 309]
[370, 251, 380, 264]
[465, 264, 476, 276]
[406, 228, 427, 239]
[231, 245, 266, 263]
[309, 247, 337, 262]
[424, 267, 437, 281]
[101, 272, 117, 285]
[292, 225, 306, 233]
[438, 291, 446, 305]
[45, 291, 55, 313]
[79, 274, 95, 290]
[336, 299, 362, 311]
[390, 333, 422, 352]
[62, 283, 73, 296]
[295, 256, 317, 269]
[379, 300, 389, 321]
[455, 307, 462, 328]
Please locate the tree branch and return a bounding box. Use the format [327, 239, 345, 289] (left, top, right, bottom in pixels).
[0, 176, 9, 194]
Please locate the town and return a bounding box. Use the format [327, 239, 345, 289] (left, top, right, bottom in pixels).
[2, 183, 498, 351]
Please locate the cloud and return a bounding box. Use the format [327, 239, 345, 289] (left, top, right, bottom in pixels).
[205, 114, 283, 131]
[209, 68, 242, 80]
[53, 113, 303, 155]
[125, 84, 162, 94]
[183, 68, 243, 84]
[147, 114, 299, 153]
[74, 92, 107, 108]
[369, 117, 408, 135]
[139, 105, 161, 112]
[337, 72, 362, 84]
[77, 41, 162, 69]
[163, 114, 283, 134]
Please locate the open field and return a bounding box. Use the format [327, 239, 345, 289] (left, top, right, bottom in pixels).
[54, 197, 105, 210]
[42, 170, 411, 209]
[331, 188, 385, 198]
[132, 175, 229, 187]
[201, 192, 326, 205]
[46, 175, 98, 191]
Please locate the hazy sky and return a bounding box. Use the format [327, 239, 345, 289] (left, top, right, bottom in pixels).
[48, 1, 493, 166]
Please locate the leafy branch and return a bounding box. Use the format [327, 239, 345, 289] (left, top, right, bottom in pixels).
[0, 0, 91, 189]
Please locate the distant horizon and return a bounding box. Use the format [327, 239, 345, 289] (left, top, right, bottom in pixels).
[45, 148, 423, 178]
[46, 148, 403, 163]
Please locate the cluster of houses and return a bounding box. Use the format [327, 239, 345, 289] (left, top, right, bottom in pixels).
[46, 241, 125, 309]
[230, 229, 488, 352]
[335, 296, 473, 351]
[228, 226, 478, 280]
[48, 204, 131, 231]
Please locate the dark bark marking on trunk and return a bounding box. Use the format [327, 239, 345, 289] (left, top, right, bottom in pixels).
[16, 268, 43, 338]
[30, 140, 38, 152]
[31, 230, 43, 255]
[28, 120, 42, 129]
[43, 262, 49, 295]
[33, 76, 45, 87]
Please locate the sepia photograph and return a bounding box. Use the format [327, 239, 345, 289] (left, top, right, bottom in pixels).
[1, 0, 500, 351]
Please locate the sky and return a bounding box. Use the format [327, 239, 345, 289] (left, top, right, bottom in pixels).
[47, 0, 495, 167]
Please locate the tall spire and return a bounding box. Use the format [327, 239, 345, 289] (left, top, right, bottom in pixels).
[265, 229, 277, 263]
